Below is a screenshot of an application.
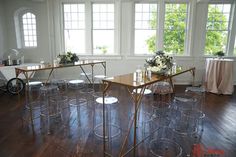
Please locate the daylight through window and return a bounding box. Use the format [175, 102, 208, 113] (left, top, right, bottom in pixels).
[205, 4, 231, 55]
[22, 12, 37, 47]
[93, 4, 114, 55]
[63, 4, 85, 54]
[164, 3, 187, 55]
[134, 3, 157, 55]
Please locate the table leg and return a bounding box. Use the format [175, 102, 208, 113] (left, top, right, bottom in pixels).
[23, 71, 35, 133]
[192, 68, 196, 86]
[79, 65, 92, 84]
[168, 77, 174, 93]
[102, 62, 106, 76]
[45, 68, 54, 84]
[119, 87, 145, 157]
[102, 81, 111, 157]
[91, 65, 94, 88]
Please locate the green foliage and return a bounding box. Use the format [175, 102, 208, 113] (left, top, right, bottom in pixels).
[58, 52, 79, 64]
[146, 4, 228, 55]
[205, 6, 228, 55]
[163, 4, 187, 54]
[96, 46, 108, 54]
[146, 10, 157, 53]
[213, 51, 225, 57]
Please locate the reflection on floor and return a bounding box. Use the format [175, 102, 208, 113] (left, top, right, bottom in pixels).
[0, 85, 235, 157]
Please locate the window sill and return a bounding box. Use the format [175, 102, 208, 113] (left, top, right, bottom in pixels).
[79, 54, 122, 60]
[125, 55, 193, 60]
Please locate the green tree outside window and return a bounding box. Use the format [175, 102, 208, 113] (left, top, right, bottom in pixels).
[146, 4, 187, 54]
[205, 4, 230, 55]
[145, 4, 230, 55]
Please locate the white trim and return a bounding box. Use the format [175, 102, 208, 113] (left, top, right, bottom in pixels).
[130, 1, 135, 56]
[227, 1, 236, 56]
[204, 3, 232, 55]
[85, 1, 92, 55]
[158, 0, 164, 51]
[14, 8, 38, 49]
[59, 0, 120, 56]
[79, 55, 122, 60]
[184, 2, 191, 56]
[187, 0, 197, 56]
[208, 0, 233, 4]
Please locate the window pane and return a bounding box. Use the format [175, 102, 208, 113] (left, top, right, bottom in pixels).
[64, 30, 85, 54]
[63, 4, 85, 54]
[134, 3, 157, 54]
[205, 4, 231, 55]
[93, 4, 114, 29]
[164, 3, 187, 55]
[93, 30, 114, 54]
[22, 12, 37, 48]
[92, 4, 114, 54]
[135, 30, 156, 55]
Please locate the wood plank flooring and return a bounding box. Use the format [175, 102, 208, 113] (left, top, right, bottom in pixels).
[0, 85, 235, 157]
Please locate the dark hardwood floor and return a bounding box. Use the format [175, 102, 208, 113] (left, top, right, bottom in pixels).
[0, 85, 235, 157]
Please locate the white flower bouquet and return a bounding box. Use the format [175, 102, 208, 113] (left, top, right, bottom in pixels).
[146, 51, 173, 75]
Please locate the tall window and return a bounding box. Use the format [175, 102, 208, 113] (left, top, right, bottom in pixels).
[63, 4, 85, 54]
[93, 4, 114, 55]
[22, 12, 37, 47]
[205, 4, 231, 55]
[134, 3, 157, 54]
[164, 3, 187, 55]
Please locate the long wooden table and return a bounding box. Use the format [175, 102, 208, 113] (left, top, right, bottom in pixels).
[102, 67, 195, 157]
[15, 60, 106, 132]
[15, 60, 106, 85]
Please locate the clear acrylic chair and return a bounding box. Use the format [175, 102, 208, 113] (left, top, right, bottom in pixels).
[151, 81, 173, 102]
[22, 81, 44, 126]
[93, 96, 121, 140]
[149, 126, 182, 157]
[40, 95, 68, 134]
[93, 75, 106, 97]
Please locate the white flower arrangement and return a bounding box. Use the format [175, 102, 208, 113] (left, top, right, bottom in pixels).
[146, 51, 173, 75]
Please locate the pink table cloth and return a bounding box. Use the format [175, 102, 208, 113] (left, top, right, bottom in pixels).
[205, 58, 234, 95]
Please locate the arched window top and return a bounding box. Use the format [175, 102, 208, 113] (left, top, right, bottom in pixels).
[22, 12, 36, 19]
[14, 8, 37, 48]
[21, 12, 37, 47]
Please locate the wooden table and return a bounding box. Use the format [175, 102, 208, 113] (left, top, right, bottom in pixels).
[102, 67, 195, 157]
[15, 60, 106, 85]
[15, 60, 106, 132]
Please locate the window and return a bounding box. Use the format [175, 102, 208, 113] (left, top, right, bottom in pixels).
[134, 3, 157, 55]
[22, 12, 37, 47]
[205, 4, 231, 55]
[93, 4, 114, 55]
[63, 4, 85, 54]
[164, 3, 187, 55]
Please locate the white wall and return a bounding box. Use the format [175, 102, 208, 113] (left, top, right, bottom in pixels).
[1, 0, 236, 85]
[4, 0, 51, 63]
[0, 0, 7, 59]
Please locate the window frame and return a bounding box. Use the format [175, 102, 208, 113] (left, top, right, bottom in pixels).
[131, 0, 190, 56]
[133, 2, 158, 55]
[60, 0, 120, 56]
[14, 8, 38, 49]
[92, 3, 115, 55]
[62, 3, 86, 54]
[163, 2, 189, 55]
[204, 2, 233, 56]
[20, 11, 38, 48]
